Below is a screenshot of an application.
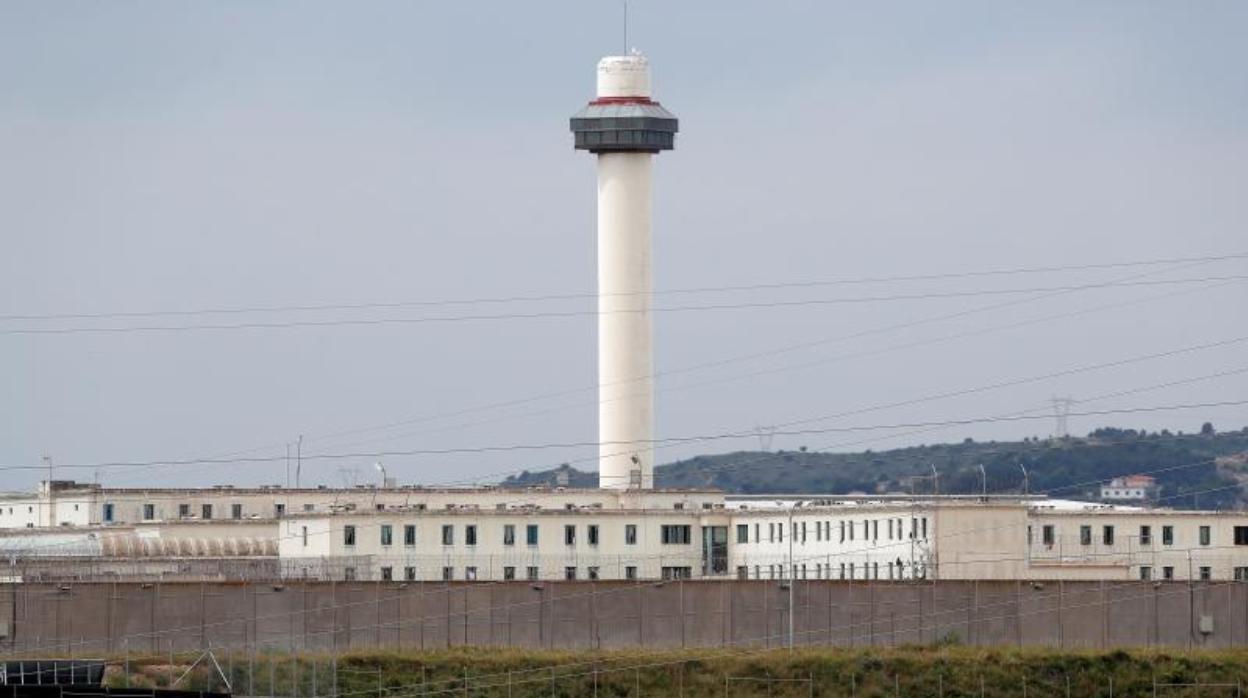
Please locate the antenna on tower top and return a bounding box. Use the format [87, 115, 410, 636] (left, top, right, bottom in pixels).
[622, 0, 628, 54]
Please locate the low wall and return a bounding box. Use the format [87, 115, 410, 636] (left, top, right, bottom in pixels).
[2, 579, 1246, 655]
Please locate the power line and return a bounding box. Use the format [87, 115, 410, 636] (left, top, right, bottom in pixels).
[6, 251, 1245, 323]
[5, 274, 1247, 335]
[103, 263, 1246, 481]
[3, 398, 1243, 474]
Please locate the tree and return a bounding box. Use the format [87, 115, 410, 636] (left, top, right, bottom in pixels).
[1201, 422, 1216, 436]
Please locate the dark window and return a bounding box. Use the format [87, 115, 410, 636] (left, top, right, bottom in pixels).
[404, 566, 416, 581]
[343, 525, 356, 546]
[1080, 525, 1092, 546]
[442, 567, 453, 581]
[1140, 525, 1152, 546]
[1103, 525, 1115, 546]
[737, 524, 749, 544]
[1163, 525, 1174, 545]
[380, 567, 393, 581]
[503, 566, 516, 581]
[466, 525, 477, 546]
[565, 566, 577, 580]
[404, 525, 416, 546]
[143, 504, 155, 520]
[1235, 567, 1248, 581]
[465, 567, 477, 581]
[661, 566, 692, 580]
[178, 504, 190, 518]
[1042, 525, 1055, 546]
[737, 566, 749, 580]
[102, 503, 114, 523]
[1139, 566, 1152, 581]
[301, 526, 308, 546]
[588, 525, 599, 546]
[442, 525, 454, 545]
[526, 566, 539, 581]
[625, 566, 638, 580]
[588, 566, 600, 580]
[231, 503, 243, 520]
[1199, 566, 1212, 581]
[1200, 526, 1211, 546]
[343, 567, 356, 581]
[380, 525, 392, 546]
[201, 504, 213, 520]
[564, 525, 576, 545]
[1163, 566, 1174, 580]
[661, 525, 692, 545]
[503, 524, 515, 546]
[274, 503, 286, 518]
[1235, 527, 1248, 546]
[625, 525, 638, 545]
[526, 524, 539, 546]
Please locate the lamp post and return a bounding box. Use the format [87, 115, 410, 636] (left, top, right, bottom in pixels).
[1019, 463, 1029, 496]
[978, 464, 988, 498]
[788, 500, 804, 649]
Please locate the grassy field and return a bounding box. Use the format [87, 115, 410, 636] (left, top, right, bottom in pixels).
[103, 645, 1248, 696]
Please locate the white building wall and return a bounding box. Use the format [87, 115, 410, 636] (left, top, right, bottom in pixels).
[726, 506, 934, 581]
[279, 510, 718, 582]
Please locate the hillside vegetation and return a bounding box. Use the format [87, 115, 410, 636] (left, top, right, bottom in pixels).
[502, 426, 1248, 509]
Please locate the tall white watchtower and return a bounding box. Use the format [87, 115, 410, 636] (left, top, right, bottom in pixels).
[570, 53, 678, 490]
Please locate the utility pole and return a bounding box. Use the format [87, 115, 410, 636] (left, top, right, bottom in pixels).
[788, 501, 803, 649]
[297, 435, 303, 488]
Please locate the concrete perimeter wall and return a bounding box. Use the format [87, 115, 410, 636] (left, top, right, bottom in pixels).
[2, 580, 1246, 655]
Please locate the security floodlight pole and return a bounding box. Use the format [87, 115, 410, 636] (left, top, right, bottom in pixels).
[570, 51, 677, 490]
[978, 464, 988, 497]
[930, 463, 939, 495]
[1019, 463, 1029, 495]
[374, 462, 387, 488]
[788, 500, 804, 649]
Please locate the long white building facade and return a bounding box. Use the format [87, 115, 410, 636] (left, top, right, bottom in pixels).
[6, 480, 1248, 583]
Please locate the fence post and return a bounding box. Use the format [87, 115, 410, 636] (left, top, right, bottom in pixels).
[169, 641, 175, 688]
[463, 667, 468, 698]
[124, 641, 130, 688]
[1066, 674, 1071, 698]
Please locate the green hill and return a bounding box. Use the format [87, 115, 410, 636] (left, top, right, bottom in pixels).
[500, 425, 1248, 509]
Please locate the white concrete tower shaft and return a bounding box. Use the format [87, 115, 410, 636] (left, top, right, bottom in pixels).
[570, 54, 678, 490]
[597, 150, 653, 489]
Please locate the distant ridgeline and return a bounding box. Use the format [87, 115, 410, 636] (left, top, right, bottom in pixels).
[500, 427, 1248, 509]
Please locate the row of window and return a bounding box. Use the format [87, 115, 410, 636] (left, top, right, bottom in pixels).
[734, 518, 929, 545]
[735, 559, 922, 581]
[336, 523, 694, 548]
[346, 564, 660, 582]
[1033, 524, 1248, 547]
[1139, 565, 1219, 581]
[106, 502, 322, 523]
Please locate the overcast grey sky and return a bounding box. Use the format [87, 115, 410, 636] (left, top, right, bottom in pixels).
[3, 1, 1246, 491]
